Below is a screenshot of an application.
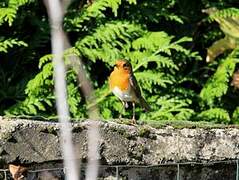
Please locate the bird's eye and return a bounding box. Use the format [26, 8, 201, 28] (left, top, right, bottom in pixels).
[123, 63, 128, 68]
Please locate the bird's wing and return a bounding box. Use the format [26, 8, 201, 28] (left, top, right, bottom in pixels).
[129, 73, 151, 111]
[129, 73, 142, 98]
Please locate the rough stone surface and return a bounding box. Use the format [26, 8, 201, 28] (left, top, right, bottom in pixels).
[1, 117, 239, 166]
[1, 117, 239, 179]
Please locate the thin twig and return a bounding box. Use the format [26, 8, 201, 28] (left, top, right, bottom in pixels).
[44, 0, 79, 179]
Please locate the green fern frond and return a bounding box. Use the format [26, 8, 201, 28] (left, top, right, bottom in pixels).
[208, 8, 239, 39]
[132, 32, 172, 51]
[25, 62, 53, 96]
[127, 0, 137, 4]
[3, 0, 203, 122]
[0, 38, 27, 53]
[75, 21, 143, 64]
[67, 83, 85, 118]
[8, 59, 85, 117]
[135, 70, 173, 91]
[9, 45, 89, 117]
[154, 36, 193, 56]
[200, 49, 239, 106]
[232, 107, 239, 124]
[0, 0, 33, 26]
[99, 95, 123, 119]
[39, 48, 81, 69]
[209, 8, 239, 21]
[39, 54, 53, 69]
[77, 21, 143, 46]
[0, 8, 16, 25]
[171, 87, 198, 99]
[132, 55, 178, 71]
[165, 14, 184, 24]
[174, 109, 195, 121]
[196, 108, 230, 123]
[5, 95, 54, 116]
[65, 0, 137, 30]
[65, 0, 139, 30]
[140, 96, 194, 121]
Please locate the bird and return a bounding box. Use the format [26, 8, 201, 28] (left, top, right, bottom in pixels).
[109, 59, 151, 123]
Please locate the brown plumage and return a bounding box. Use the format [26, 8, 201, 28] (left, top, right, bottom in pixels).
[109, 59, 150, 123]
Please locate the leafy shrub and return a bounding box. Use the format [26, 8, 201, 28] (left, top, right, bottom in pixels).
[1, 0, 239, 124]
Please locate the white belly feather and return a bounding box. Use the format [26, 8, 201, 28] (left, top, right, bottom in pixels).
[112, 87, 134, 102]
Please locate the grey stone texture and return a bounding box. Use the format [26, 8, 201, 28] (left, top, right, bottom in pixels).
[0, 117, 238, 179]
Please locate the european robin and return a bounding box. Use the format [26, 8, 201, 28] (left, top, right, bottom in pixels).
[109, 59, 151, 123]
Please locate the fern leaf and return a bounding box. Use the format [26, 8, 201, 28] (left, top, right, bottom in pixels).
[39, 54, 53, 69]
[0, 0, 33, 26]
[135, 70, 173, 91]
[209, 8, 239, 21]
[132, 55, 178, 71]
[75, 21, 143, 63]
[232, 107, 239, 124]
[66, 0, 121, 30]
[0, 38, 27, 53]
[140, 96, 194, 121]
[200, 49, 239, 106]
[196, 108, 230, 123]
[132, 32, 172, 51]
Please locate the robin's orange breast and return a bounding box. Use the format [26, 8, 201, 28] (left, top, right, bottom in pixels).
[109, 70, 130, 91]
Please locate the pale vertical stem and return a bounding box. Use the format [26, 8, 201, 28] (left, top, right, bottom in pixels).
[67, 46, 100, 180]
[45, 0, 100, 179]
[4, 170, 7, 180]
[68, 31, 100, 180]
[116, 166, 119, 180]
[86, 121, 100, 180]
[177, 164, 180, 180]
[237, 160, 239, 180]
[45, 0, 79, 180]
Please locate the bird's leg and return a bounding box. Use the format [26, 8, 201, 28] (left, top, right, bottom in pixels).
[119, 101, 125, 119]
[132, 102, 136, 124]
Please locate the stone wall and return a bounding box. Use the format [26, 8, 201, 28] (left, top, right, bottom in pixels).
[0, 117, 239, 179]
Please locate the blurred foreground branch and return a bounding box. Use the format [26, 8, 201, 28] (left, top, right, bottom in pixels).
[44, 0, 100, 179]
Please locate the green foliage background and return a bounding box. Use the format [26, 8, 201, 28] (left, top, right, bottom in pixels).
[1, 0, 239, 123]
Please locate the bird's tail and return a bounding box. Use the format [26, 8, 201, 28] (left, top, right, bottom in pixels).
[139, 97, 151, 112]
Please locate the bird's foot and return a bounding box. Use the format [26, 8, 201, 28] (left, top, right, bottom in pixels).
[130, 118, 137, 125]
[118, 114, 122, 119]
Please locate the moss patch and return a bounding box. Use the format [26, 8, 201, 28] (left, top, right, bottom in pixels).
[138, 120, 239, 129]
